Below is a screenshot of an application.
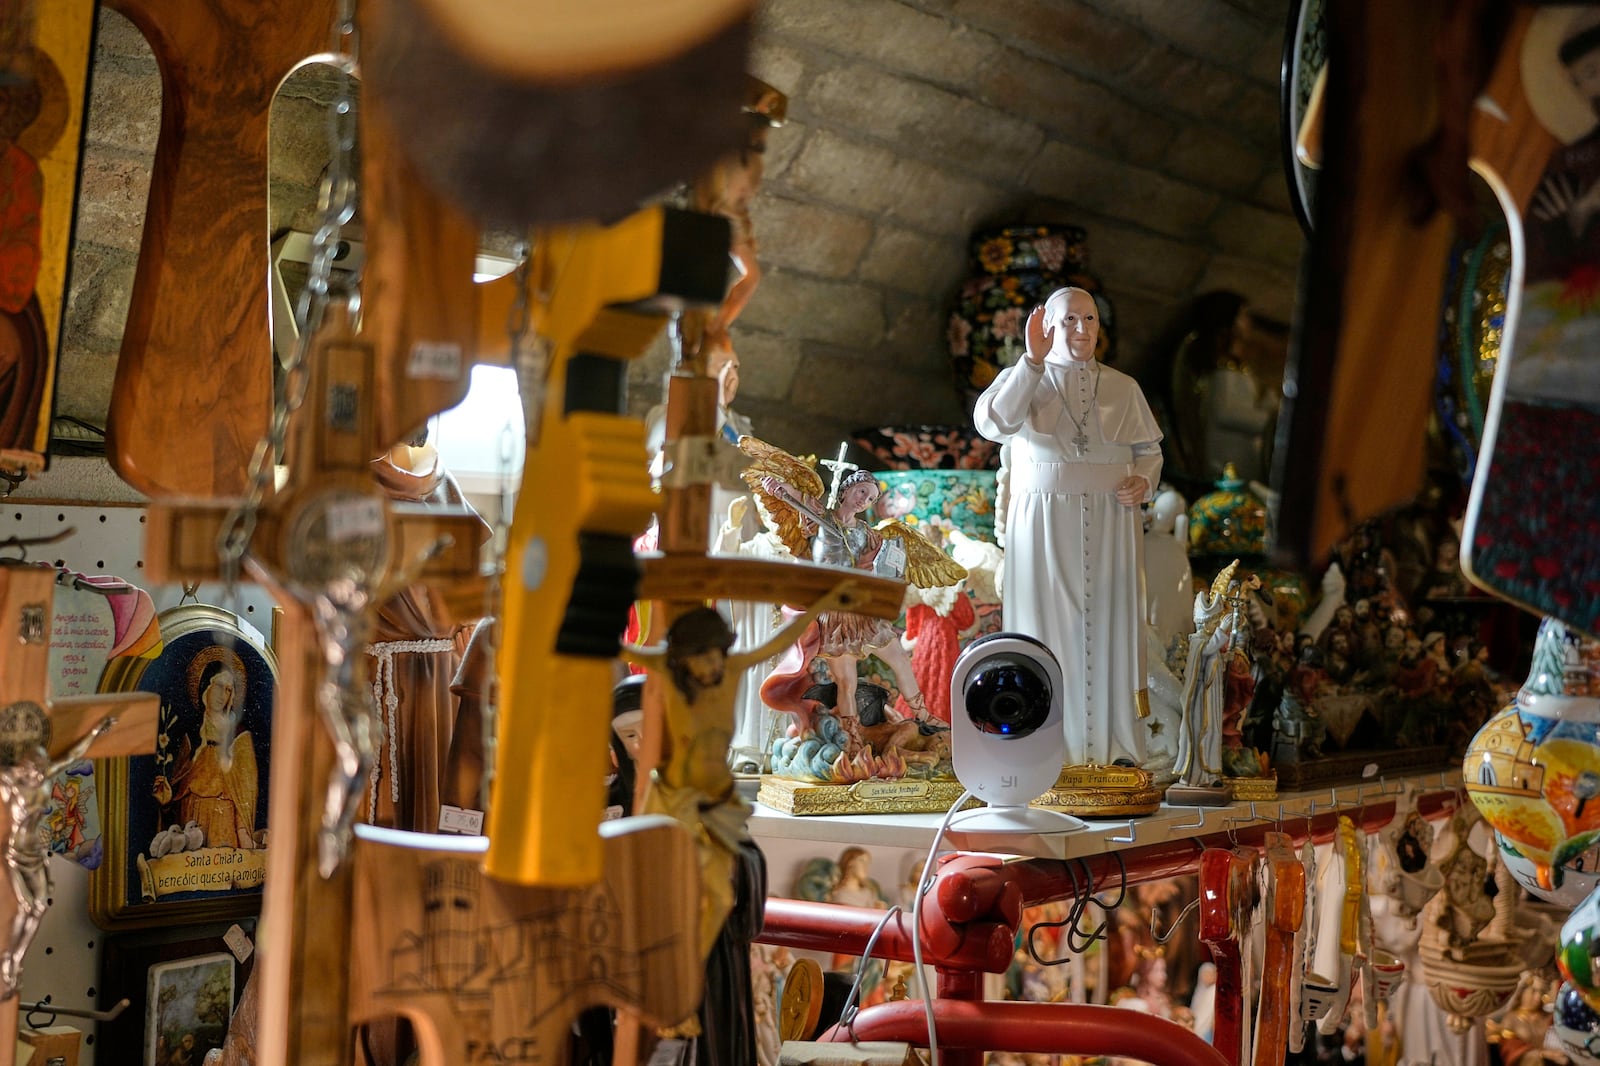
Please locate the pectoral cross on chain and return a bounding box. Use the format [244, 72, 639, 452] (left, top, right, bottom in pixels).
[1071, 429, 1090, 457]
[820, 443, 859, 510]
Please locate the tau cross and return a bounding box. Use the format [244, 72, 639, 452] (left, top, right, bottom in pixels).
[102, 0, 338, 498]
[819, 442, 860, 511]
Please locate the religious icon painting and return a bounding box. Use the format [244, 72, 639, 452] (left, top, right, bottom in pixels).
[96, 920, 254, 1066]
[90, 603, 277, 928]
[144, 952, 236, 1066]
[0, 1, 97, 468]
[45, 573, 162, 870]
[1463, 7, 1600, 636]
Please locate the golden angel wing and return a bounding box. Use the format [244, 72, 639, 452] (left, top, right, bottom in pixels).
[875, 519, 968, 588]
[736, 436, 824, 559]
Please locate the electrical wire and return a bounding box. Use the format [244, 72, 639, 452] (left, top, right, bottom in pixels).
[1026, 851, 1128, 966]
[912, 789, 973, 1066]
[838, 904, 903, 1037]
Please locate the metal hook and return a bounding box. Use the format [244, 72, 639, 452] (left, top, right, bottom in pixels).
[20, 995, 130, 1025]
[1173, 806, 1207, 829]
[1152, 897, 1202, 944]
[1109, 822, 1138, 844]
[0, 528, 73, 565]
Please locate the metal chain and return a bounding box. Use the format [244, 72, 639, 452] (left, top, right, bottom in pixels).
[214, 0, 361, 592]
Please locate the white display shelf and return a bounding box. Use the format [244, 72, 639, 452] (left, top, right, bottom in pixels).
[749, 768, 1461, 861]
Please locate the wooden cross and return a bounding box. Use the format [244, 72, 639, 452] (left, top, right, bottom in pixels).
[0, 565, 158, 1058]
[102, 0, 339, 499]
[144, 298, 488, 1065]
[1251, 832, 1305, 1066]
[1198, 845, 1258, 1066]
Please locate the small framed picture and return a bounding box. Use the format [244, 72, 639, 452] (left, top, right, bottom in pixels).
[98, 921, 254, 1065]
[145, 952, 235, 1065]
[90, 603, 277, 928]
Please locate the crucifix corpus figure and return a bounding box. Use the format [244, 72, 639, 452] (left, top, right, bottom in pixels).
[974, 286, 1163, 768]
[0, 707, 115, 994]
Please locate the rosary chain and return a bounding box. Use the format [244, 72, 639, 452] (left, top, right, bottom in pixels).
[214, 0, 362, 590]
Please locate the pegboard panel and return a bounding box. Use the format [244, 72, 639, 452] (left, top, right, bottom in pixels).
[6, 502, 278, 1064]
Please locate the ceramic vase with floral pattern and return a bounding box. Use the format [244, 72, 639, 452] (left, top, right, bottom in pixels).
[947, 225, 1114, 409]
[873, 470, 998, 550]
[1464, 617, 1600, 892]
[851, 424, 1000, 471]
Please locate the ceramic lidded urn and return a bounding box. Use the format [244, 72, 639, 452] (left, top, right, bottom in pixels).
[1187, 463, 1269, 561]
[1464, 617, 1600, 892]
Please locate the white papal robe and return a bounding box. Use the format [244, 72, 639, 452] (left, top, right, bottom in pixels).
[974, 357, 1162, 766]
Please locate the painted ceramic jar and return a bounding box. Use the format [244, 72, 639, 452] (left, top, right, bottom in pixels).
[873, 470, 998, 551]
[1464, 617, 1600, 891]
[947, 225, 1114, 408]
[1499, 832, 1600, 907]
[1187, 463, 1269, 561]
[1561, 885, 1600, 1013]
[1556, 981, 1600, 1065]
[852, 424, 1000, 471]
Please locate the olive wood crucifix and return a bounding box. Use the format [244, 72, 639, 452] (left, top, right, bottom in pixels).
[0, 564, 159, 1060]
[143, 297, 489, 1066]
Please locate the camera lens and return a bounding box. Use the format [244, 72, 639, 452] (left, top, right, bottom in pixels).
[963, 653, 1052, 737]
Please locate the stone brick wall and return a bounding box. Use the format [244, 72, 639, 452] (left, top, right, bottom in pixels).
[60, 0, 1302, 473]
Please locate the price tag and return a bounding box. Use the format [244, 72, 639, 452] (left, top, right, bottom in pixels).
[647, 1038, 691, 1066]
[223, 923, 255, 963]
[324, 497, 385, 543]
[438, 804, 485, 835]
[406, 341, 463, 380]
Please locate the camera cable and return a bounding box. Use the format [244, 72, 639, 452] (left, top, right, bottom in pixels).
[912, 788, 974, 1066]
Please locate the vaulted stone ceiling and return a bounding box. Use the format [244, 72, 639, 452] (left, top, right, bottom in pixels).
[62, 0, 1299, 473]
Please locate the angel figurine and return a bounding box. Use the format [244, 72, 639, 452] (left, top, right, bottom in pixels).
[738, 437, 965, 736]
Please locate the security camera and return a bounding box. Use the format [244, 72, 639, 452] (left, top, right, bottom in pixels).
[947, 633, 1083, 836]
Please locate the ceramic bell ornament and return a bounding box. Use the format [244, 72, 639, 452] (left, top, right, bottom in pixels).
[1560, 883, 1600, 1012]
[1499, 832, 1600, 908]
[1464, 616, 1600, 893]
[1555, 980, 1600, 1066]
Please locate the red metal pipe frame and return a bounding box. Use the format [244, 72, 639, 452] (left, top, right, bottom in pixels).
[820, 1000, 1229, 1066]
[757, 787, 1462, 1064]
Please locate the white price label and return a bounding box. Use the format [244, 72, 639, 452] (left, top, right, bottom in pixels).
[223, 923, 255, 963]
[406, 341, 463, 380]
[438, 804, 486, 835]
[324, 497, 385, 543]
